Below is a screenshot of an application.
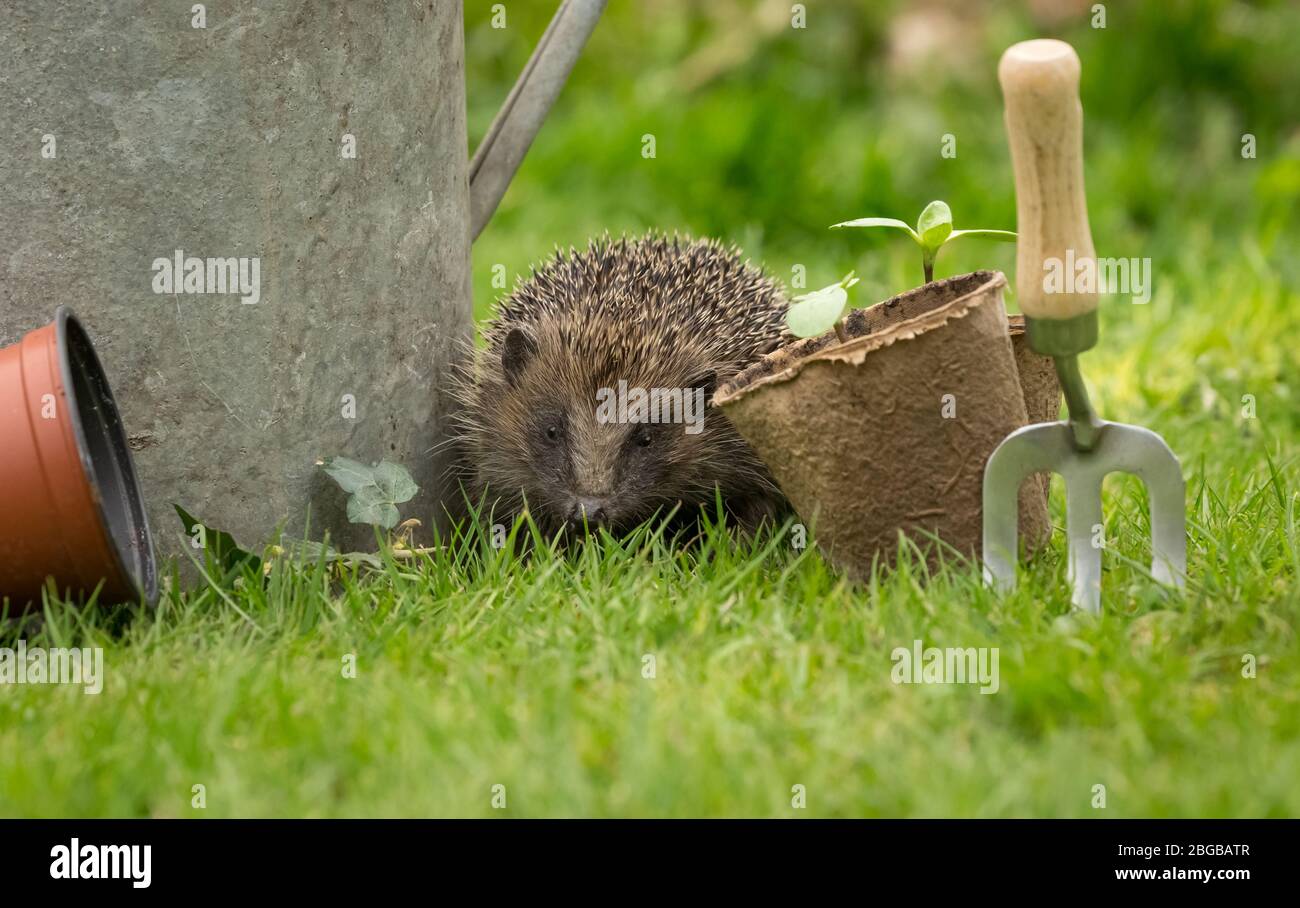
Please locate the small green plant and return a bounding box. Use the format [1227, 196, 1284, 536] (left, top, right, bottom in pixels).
[832, 200, 1016, 284]
[171, 461, 423, 590]
[175, 504, 262, 576]
[320, 457, 419, 529]
[785, 272, 859, 340]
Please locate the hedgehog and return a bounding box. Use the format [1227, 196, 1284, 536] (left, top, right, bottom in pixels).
[451, 233, 792, 536]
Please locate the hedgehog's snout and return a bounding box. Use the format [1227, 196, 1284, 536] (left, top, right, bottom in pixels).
[565, 496, 610, 531]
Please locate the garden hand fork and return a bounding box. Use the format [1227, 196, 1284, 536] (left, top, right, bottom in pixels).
[981, 39, 1186, 613]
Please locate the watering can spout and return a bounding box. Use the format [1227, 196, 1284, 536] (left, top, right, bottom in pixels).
[468, 0, 608, 240]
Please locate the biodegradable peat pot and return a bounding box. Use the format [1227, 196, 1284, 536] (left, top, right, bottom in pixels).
[714, 271, 1055, 579]
[1007, 313, 1063, 551]
[0, 308, 157, 612]
[1007, 314, 1062, 428]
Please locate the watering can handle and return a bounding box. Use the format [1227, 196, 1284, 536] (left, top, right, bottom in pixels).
[468, 0, 608, 240]
[999, 39, 1098, 321]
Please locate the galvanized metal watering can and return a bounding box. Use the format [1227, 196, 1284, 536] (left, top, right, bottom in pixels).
[0, 0, 606, 560]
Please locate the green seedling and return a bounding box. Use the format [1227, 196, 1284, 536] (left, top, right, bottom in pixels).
[832, 200, 1016, 284]
[321, 457, 419, 529]
[786, 272, 859, 341]
[173, 460, 423, 592]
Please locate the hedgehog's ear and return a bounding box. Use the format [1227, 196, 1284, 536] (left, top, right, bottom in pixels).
[689, 370, 717, 403]
[501, 327, 537, 387]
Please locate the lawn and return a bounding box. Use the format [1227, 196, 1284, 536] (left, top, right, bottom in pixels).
[2, 0, 1298, 817]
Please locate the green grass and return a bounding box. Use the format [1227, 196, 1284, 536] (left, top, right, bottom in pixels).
[1, 436, 1297, 817]
[2, 0, 1299, 817]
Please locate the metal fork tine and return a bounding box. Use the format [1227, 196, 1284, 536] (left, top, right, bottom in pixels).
[982, 420, 1187, 612]
[982, 422, 1069, 591]
[1063, 467, 1104, 613]
[1097, 423, 1188, 589]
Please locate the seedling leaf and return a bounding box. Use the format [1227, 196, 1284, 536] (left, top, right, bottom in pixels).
[321, 456, 374, 493]
[347, 484, 401, 529]
[835, 201, 1014, 285]
[916, 200, 954, 251]
[321, 458, 420, 529]
[786, 278, 853, 339]
[948, 228, 1018, 242]
[373, 461, 419, 504]
[830, 217, 919, 239]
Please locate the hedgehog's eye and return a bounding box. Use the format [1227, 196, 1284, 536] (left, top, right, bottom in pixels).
[536, 413, 567, 449]
[634, 427, 653, 448]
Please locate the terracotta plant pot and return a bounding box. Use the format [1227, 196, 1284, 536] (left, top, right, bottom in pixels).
[714, 271, 1056, 579]
[0, 308, 157, 611]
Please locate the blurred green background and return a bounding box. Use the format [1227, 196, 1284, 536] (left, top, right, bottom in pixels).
[466, 0, 1299, 319]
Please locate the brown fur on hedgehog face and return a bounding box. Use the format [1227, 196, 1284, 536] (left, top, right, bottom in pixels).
[469, 323, 741, 532]
[453, 234, 791, 535]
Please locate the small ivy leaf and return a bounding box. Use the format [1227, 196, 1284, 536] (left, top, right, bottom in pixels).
[322, 456, 375, 493]
[948, 228, 1018, 243]
[373, 461, 419, 504]
[786, 283, 849, 338]
[347, 483, 401, 529]
[916, 200, 954, 251]
[173, 504, 262, 575]
[830, 216, 919, 240]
